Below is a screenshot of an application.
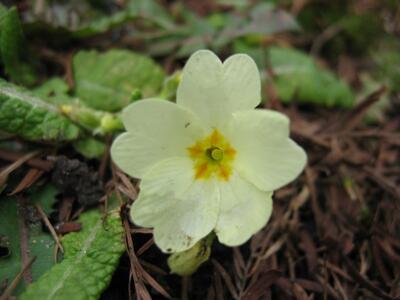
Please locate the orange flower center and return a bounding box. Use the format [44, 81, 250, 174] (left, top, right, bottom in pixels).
[187, 129, 236, 181]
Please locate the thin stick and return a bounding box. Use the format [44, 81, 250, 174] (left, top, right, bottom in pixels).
[123, 217, 151, 300]
[0, 149, 53, 171]
[136, 238, 154, 256]
[98, 135, 111, 179]
[181, 276, 189, 300]
[0, 257, 36, 300]
[131, 228, 153, 234]
[0, 151, 40, 187]
[35, 203, 64, 253]
[17, 197, 32, 285]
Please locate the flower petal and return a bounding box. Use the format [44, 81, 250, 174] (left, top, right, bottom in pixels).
[110, 99, 204, 178]
[227, 109, 306, 191]
[222, 54, 261, 110]
[130, 157, 220, 253]
[129, 158, 193, 227]
[215, 172, 273, 246]
[177, 50, 261, 128]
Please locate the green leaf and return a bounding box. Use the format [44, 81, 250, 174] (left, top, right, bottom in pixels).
[73, 49, 165, 111]
[20, 210, 125, 300]
[0, 197, 55, 296]
[23, 1, 130, 38]
[0, 79, 80, 141]
[371, 38, 400, 92]
[216, 0, 249, 8]
[214, 3, 299, 49]
[23, 0, 174, 38]
[0, 5, 38, 86]
[73, 137, 106, 159]
[266, 47, 355, 108]
[33, 78, 124, 135]
[127, 0, 175, 30]
[32, 77, 74, 105]
[72, 9, 137, 39]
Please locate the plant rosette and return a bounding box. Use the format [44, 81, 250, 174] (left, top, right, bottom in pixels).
[111, 50, 306, 257]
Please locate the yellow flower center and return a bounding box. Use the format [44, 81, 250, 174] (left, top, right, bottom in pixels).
[187, 129, 236, 181]
[207, 147, 223, 161]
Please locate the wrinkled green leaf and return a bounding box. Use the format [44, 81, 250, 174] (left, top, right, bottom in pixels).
[266, 47, 354, 107]
[73, 49, 165, 111]
[0, 79, 80, 141]
[0, 5, 37, 86]
[20, 210, 125, 300]
[0, 197, 55, 296]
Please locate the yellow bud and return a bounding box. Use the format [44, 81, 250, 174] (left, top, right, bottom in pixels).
[60, 105, 73, 114]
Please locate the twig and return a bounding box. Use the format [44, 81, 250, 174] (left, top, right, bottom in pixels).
[311, 24, 342, 56]
[136, 238, 154, 256]
[363, 167, 400, 202]
[98, 135, 112, 179]
[291, 126, 331, 148]
[122, 216, 151, 300]
[0, 151, 40, 187]
[17, 197, 32, 285]
[65, 51, 75, 90]
[343, 256, 398, 300]
[323, 256, 328, 300]
[0, 257, 36, 300]
[139, 259, 168, 276]
[181, 276, 189, 300]
[131, 228, 153, 234]
[212, 259, 239, 299]
[35, 203, 64, 253]
[0, 149, 53, 172]
[141, 268, 172, 299]
[9, 168, 44, 195]
[323, 86, 387, 134]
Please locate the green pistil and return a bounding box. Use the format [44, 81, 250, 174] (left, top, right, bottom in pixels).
[206, 147, 224, 162]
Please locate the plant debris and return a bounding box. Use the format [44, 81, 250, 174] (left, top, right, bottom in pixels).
[50, 156, 103, 206]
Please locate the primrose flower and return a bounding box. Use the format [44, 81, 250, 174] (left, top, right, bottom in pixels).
[111, 50, 306, 253]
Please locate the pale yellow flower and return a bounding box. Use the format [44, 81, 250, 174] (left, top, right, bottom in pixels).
[111, 50, 306, 253]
